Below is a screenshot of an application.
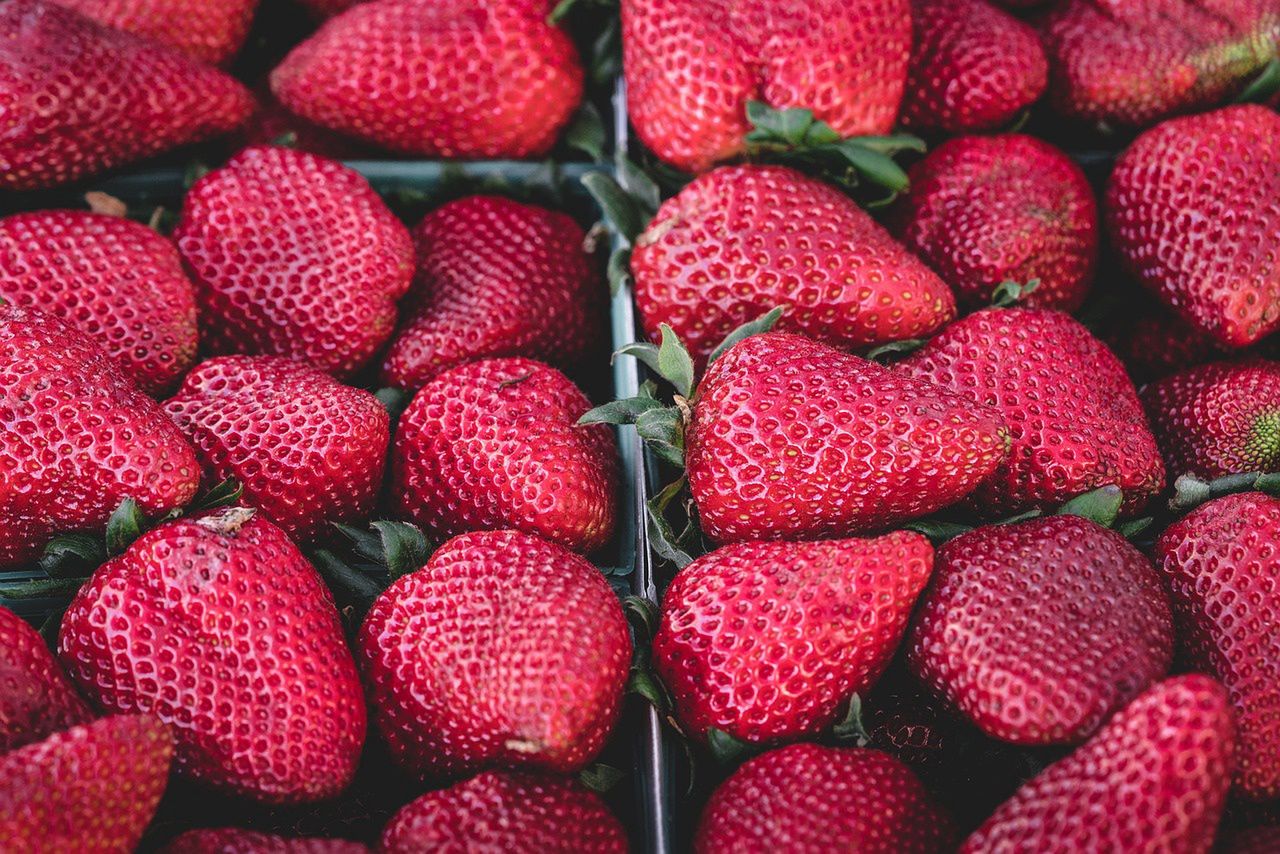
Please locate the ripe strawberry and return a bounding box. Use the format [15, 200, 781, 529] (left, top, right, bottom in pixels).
[695, 743, 955, 853]
[1107, 299, 1229, 383]
[58, 508, 366, 804]
[898, 307, 1165, 516]
[1107, 105, 1280, 348]
[164, 356, 391, 543]
[0, 304, 200, 568]
[621, 0, 911, 172]
[654, 532, 933, 744]
[0, 605, 92, 752]
[162, 829, 370, 853]
[380, 195, 603, 390]
[0, 210, 198, 395]
[174, 146, 414, 379]
[631, 165, 956, 367]
[1156, 492, 1280, 800]
[907, 515, 1174, 745]
[890, 135, 1098, 312]
[46, 0, 257, 64]
[0, 714, 172, 853]
[270, 0, 583, 158]
[381, 771, 627, 853]
[358, 530, 630, 779]
[392, 359, 616, 553]
[0, 0, 253, 191]
[960, 675, 1235, 853]
[687, 332, 1008, 544]
[900, 0, 1047, 133]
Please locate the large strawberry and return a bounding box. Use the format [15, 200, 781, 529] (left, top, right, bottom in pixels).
[631, 165, 956, 367]
[0, 0, 253, 191]
[1107, 298, 1230, 383]
[161, 829, 369, 853]
[890, 135, 1098, 312]
[1107, 105, 1280, 348]
[271, 0, 583, 158]
[46, 0, 257, 64]
[380, 195, 603, 390]
[58, 508, 366, 804]
[0, 605, 92, 752]
[0, 210, 198, 395]
[0, 304, 200, 568]
[358, 530, 630, 779]
[174, 146, 414, 379]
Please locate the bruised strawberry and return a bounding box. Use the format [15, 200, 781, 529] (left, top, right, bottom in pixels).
[161, 829, 369, 853]
[0, 605, 92, 752]
[47, 0, 257, 64]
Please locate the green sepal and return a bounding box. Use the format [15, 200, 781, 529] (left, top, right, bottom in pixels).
[374, 388, 413, 425]
[183, 160, 210, 189]
[1236, 56, 1280, 104]
[832, 141, 911, 194]
[628, 668, 672, 713]
[582, 171, 645, 244]
[1055, 485, 1123, 528]
[579, 763, 626, 793]
[308, 547, 385, 602]
[579, 394, 665, 426]
[831, 694, 871, 746]
[39, 534, 106, 579]
[744, 101, 841, 147]
[991, 278, 1041, 308]
[38, 606, 68, 650]
[332, 520, 430, 580]
[616, 157, 662, 215]
[1169, 471, 1280, 514]
[997, 508, 1043, 526]
[606, 246, 633, 297]
[707, 307, 785, 366]
[707, 727, 757, 765]
[616, 324, 695, 398]
[635, 407, 685, 467]
[866, 338, 926, 363]
[1116, 516, 1155, 539]
[0, 577, 90, 600]
[647, 476, 695, 568]
[105, 498, 146, 556]
[562, 102, 607, 163]
[623, 595, 660, 641]
[903, 519, 973, 545]
[271, 131, 299, 149]
[191, 477, 245, 513]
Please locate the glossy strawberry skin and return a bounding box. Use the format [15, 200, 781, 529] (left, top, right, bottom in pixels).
[0, 304, 200, 569]
[0, 210, 198, 395]
[381, 195, 603, 390]
[175, 146, 414, 379]
[631, 165, 956, 366]
[58, 509, 367, 804]
[271, 0, 582, 158]
[161, 829, 370, 853]
[0, 606, 92, 752]
[1107, 105, 1280, 348]
[622, 0, 911, 173]
[0, 0, 253, 190]
[47, 0, 257, 64]
[381, 771, 627, 854]
[687, 332, 1009, 544]
[891, 135, 1098, 312]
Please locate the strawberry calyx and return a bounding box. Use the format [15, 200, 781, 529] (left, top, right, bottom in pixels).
[990, 278, 1042, 308]
[905, 485, 1151, 546]
[308, 520, 432, 624]
[1169, 470, 1280, 514]
[581, 163, 661, 296]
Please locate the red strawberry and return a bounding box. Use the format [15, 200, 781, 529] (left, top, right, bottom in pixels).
[898, 307, 1166, 516]
[392, 358, 616, 553]
[621, 0, 911, 172]
[0, 304, 200, 568]
[270, 0, 583, 158]
[900, 0, 1047, 133]
[960, 675, 1235, 853]
[890, 135, 1098, 312]
[161, 829, 370, 853]
[654, 532, 933, 744]
[380, 195, 603, 390]
[0, 0, 253, 191]
[907, 515, 1174, 745]
[164, 356, 391, 543]
[0, 210, 199, 395]
[1107, 299, 1230, 383]
[687, 332, 1008, 544]
[380, 771, 627, 853]
[358, 530, 630, 779]
[174, 146, 414, 379]
[0, 605, 92, 752]
[58, 508, 366, 804]
[1107, 105, 1280, 348]
[0, 714, 173, 853]
[1156, 492, 1280, 800]
[631, 165, 956, 367]
[695, 743, 955, 853]
[46, 0, 257, 64]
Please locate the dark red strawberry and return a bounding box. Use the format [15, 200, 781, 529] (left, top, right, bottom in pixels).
[1219, 826, 1280, 854]
[1107, 299, 1230, 383]
[0, 0, 253, 190]
[161, 829, 370, 853]
[0, 605, 92, 752]
[47, 0, 257, 64]
[891, 135, 1098, 311]
[58, 508, 366, 804]
[380, 195, 603, 390]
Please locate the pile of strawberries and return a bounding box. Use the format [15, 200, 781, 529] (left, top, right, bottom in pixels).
[1, 0, 1280, 851]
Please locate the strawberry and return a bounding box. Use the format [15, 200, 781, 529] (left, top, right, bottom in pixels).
[1107, 105, 1280, 348]
[695, 743, 955, 853]
[358, 530, 630, 779]
[1220, 826, 1280, 854]
[174, 146, 415, 379]
[164, 356, 391, 543]
[0, 0, 253, 191]
[630, 165, 956, 367]
[0, 714, 172, 853]
[1156, 492, 1280, 800]
[0, 304, 200, 568]
[392, 358, 616, 553]
[960, 675, 1235, 853]
[900, 0, 1047, 133]
[0, 605, 92, 752]
[380, 771, 627, 853]
[270, 0, 583, 158]
[161, 829, 370, 853]
[890, 135, 1098, 312]
[907, 515, 1174, 745]
[380, 195, 603, 390]
[0, 210, 199, 395]
[898, 307, 1166, 516]
[46, 0, 257, 64]
[621, 0, 911, 172]
[653, 532, 933, 744]
[58, 507, 366, 804]
[1106, 299, 1230, 383]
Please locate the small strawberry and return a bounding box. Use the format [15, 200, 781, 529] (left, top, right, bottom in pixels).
[46, 0, 257, 64]
[161, 829, 370, 853]
[0, 605, 92, 752]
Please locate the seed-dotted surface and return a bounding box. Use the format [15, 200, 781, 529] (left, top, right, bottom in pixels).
[160, 828, 370, 853]
[0, 606, 92, 753]
[47, 0, 257, 64]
